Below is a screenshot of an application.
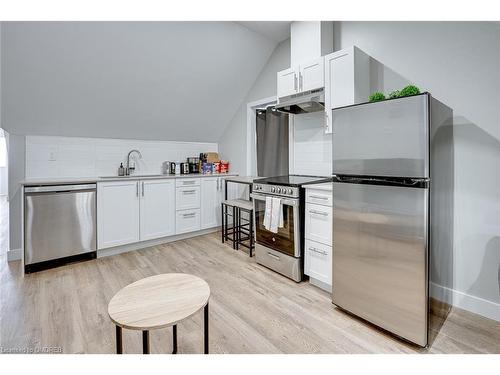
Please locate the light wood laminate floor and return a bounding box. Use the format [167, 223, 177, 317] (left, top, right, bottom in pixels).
[1, 232, 499, 354]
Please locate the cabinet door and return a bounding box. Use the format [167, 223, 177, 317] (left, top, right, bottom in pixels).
[201, 177, 223, 229]
[140, 179, 175, 241]
[300, 57, 324, 92]
[176, 209, 201, 234]
[304, 239, 332, 285]
[305, 203, 332, 246]
[97, 181, 140, 249]
[277, 67, 298, 98]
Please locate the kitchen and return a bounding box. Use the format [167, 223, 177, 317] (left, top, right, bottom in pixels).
[0, 8, 499, 373]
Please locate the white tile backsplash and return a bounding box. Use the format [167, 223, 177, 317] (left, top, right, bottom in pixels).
[291, 112, 332, 177]
[25, 135, 218, 179]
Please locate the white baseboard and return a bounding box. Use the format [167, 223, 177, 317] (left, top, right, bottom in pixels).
[97, 227, 218, 258]
[7, 248, 22, 261]
[430, 282, 500, 322]
[309, 277, 332, 294]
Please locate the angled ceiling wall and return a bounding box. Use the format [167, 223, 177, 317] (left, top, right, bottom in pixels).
[0, 21, 277, 142]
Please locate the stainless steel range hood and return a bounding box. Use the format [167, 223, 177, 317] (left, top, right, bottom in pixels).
[275, 88, 325, 114]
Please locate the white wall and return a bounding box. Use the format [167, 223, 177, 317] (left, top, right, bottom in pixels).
[219, 39, 291, 175]
[1, 22, 276, 143]
[291, 112, 331, 176]
[335, 21, 500, 320]
[25, 135, 217, 179]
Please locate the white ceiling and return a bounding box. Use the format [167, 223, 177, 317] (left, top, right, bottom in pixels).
[1, 22, 278, 143]
[236, 22, 291, 43]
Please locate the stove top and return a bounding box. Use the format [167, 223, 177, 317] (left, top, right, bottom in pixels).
[253, 175, 330, 187]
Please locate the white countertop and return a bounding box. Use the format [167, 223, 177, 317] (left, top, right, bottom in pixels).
[21, 173, 239, 186]
[304, 182, 333, 191]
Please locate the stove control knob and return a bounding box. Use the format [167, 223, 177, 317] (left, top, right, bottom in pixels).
[277, 187, 282, 193]
[288, 188, 293, 195]
[271, 187, 275, 193]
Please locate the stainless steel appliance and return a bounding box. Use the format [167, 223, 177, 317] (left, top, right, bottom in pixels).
[252, 175, 330, 282]
[181, 162, 190, 174]
[24, 183, 97, 273]
[187, 157, 200, 173]
[275, 88, 325, 115]
[331, 93, 454, 347]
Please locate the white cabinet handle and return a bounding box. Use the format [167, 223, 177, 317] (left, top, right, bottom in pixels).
[141, 181, 144, 197]
[309, 209, 328, 216]
[310, 195, 328, 200]
[183, 181, 196, 185]
[182, 213, 196, 218]
[294, 73, 298, 91]
[309, 247, 327, 255]
[136, 181, 139, 197]
[183, 190, 197, 194]
[299, 72, 303, 91]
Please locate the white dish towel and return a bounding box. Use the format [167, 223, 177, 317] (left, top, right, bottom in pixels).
[263, 196, 284, 233]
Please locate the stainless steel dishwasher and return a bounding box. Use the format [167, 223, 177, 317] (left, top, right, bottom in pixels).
[24, 183, 97, 273]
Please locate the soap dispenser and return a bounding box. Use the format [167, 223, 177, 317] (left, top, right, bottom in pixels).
[118, 163, 125, 176]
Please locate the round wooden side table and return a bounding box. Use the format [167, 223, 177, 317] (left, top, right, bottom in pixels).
[108, 273, 210, 354]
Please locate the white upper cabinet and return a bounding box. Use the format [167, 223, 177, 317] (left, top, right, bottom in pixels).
[97, 180, 140, 249]
[140, 179, 176, 241]
[201, 177, 224, 229]
[299, 57, 324, 92]
[277, 67, 299, 98]
[277, 57, 325, 99]
[324, 46, 370, 133]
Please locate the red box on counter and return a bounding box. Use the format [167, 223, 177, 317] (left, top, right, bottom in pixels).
[220, 161, 229, 173]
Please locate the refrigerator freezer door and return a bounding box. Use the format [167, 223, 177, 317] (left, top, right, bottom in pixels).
[332, 181, 428, 346]
[332, 94, 429, 178]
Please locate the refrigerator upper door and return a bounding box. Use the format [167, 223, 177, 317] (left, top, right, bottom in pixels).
[332, 181, 428, 346]
[332, 94, 429, 178]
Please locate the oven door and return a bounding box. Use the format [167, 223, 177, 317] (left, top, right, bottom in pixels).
[251, 192, 300, 257]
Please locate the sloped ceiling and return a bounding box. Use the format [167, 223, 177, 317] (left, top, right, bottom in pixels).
[236, 21, 291, 43]
[0, 22, 277, 142]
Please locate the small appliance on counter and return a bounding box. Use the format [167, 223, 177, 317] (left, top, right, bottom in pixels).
[187, 157, 200, 173]
[181, 162, 190, 174]
[198, 152, 230, 174]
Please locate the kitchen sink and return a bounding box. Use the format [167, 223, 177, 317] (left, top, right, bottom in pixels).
[99, 174, 166, 179]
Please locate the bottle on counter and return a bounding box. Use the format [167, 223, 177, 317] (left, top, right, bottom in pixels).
[118, 163, 125, 176]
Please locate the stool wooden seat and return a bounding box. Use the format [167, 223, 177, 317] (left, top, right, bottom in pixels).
[108, 273, 210, 354]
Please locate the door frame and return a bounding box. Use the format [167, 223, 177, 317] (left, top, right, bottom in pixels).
[246, 96, 294, 177]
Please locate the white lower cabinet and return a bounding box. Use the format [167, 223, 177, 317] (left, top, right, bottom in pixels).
[304, 239, 332, 285]
[176, 209, 201, 234]
[97, 180, 140, 249]
[140, 179, 176, 241]
[304, 186, 333, 291]
[201, 177, 224, 229]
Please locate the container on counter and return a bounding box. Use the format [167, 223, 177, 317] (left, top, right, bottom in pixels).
[201, 162, 213, 174]
[213, 162, 221, 173]
[220, 161, 229, 174]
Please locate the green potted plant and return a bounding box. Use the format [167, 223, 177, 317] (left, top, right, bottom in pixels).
[399, 85, 420, 97]
[369, 92, 386, 102]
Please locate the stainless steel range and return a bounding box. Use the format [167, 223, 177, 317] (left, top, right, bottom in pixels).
[251, 175, 330, 282]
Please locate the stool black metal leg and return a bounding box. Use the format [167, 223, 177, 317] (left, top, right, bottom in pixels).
[221, 204, 225, 243]
[116, 325, 123, 354]
[204, 303, 209, 354]
[249, 211, 254, 257]
[172, 325, 178, 354]
[142, 330, 150, 354]
[232, 206, 237, 250]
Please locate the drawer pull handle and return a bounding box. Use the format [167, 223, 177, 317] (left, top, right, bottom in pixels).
[183, 190, 197, 194]
[309, 247, 327, 255]
[183, 181, 196, 185]
[310, 195, 328, 200]
[309, 210, 328, 216]
[267, 252, 280, 260]
[182, 213, 196, 218]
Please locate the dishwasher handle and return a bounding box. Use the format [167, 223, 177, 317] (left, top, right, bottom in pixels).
[24, 184, 97, 194]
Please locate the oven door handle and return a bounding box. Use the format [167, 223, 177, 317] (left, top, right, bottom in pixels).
[250, 193, 299, 206]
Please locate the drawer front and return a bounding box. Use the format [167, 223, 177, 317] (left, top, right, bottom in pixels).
[306, 188, 333, 207]
[176, 186, 201, 210]
[176, 209, 201, 234]
[176, 178, 200, 188]
[305, 203, 332, 246]
[304, 239, 332, 285]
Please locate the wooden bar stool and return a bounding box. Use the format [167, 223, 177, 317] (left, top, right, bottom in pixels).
[108, 273, 210, 354]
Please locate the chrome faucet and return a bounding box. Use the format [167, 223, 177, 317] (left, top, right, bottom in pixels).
[126, 149, 142, 175]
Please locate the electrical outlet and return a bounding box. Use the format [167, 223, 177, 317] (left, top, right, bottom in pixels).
[49, 151, 57, 161]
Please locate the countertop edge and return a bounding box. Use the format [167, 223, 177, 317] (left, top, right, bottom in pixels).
[304, 182, 333, 191]
[21, 173, 239, 186]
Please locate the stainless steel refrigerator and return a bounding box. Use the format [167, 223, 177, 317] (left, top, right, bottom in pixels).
[331, 93, 454, 347]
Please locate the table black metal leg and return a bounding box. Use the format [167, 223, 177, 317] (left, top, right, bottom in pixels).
[172, 325, 178, 354]
[142, 330, 150, 354]
[204, 303, 209, 354]
[116, 325, 123, 354]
